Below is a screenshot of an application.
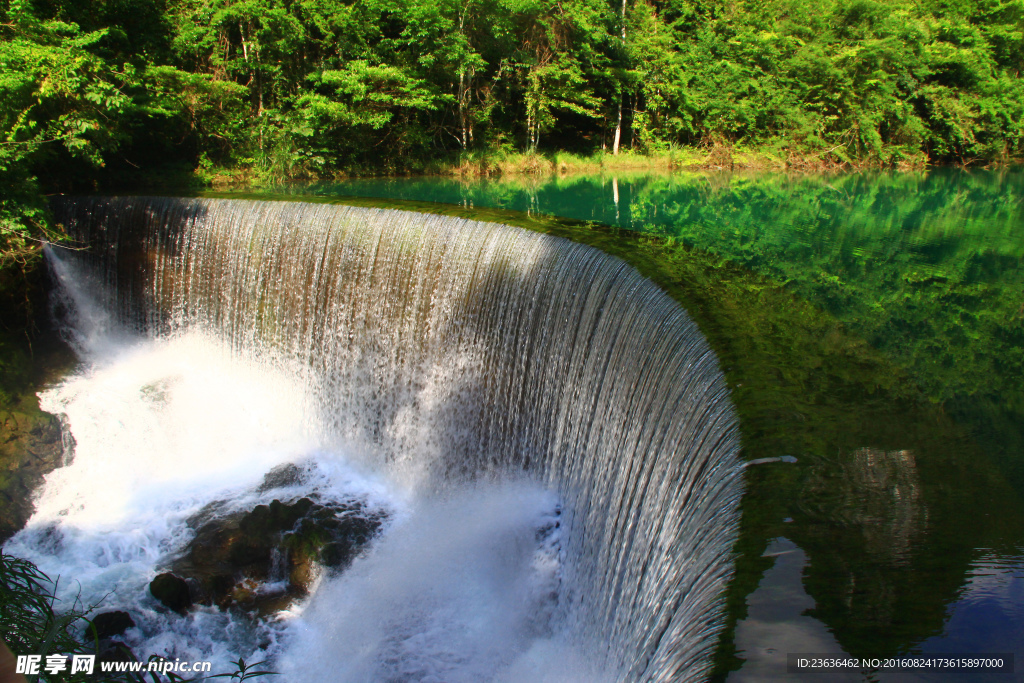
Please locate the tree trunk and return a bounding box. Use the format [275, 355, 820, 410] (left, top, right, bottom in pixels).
[457, 10, 469, 150]
[613, 100, 623, 155]
[459, 69, 468, 149]
[613, 0, 627, 156]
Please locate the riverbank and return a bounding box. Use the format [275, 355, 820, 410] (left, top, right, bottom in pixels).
[199, 145, 946, 188]
[436, 144, 930, 177]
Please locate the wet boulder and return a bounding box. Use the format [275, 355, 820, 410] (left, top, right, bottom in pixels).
[256, 463, 304, 492]
[171, 496, 385, 612]
[149, 573, 192, 614]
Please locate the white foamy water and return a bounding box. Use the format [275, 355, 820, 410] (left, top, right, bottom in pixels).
[277, 484, 606, 683]
[8, 326, 586, 679]
[4, 327, 382, 666]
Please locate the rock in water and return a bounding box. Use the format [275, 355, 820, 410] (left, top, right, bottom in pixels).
[89, 611, 135, 639]
[257, 462, 305, 492]
[0, 405, 65, 542]
[172, 496, 385, 612]
[149, 573, 192, 614]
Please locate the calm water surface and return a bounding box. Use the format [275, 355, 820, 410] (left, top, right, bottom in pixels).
[228, 170, 1024, 680]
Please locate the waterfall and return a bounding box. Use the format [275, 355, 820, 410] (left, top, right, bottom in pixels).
[39, 196, 743, 682]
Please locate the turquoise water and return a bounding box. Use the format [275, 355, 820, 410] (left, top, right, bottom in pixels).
[243, 169, 1024, 680]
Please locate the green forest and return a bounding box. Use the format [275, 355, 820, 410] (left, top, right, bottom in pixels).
[2, 0, 1024, 253]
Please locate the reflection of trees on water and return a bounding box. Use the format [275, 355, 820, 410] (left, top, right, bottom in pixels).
[789, 431, 1023, 660]
[830, 448, 927, 567]
[793, 447, 936, 652]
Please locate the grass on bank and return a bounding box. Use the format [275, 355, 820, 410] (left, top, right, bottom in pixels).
[428, 138, 937, 179]
[187, 136, 952, 189]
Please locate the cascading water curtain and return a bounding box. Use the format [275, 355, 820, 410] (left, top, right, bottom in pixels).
[50, 196, 745, 682]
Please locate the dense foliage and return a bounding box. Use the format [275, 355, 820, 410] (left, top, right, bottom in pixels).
[2, 0, 1022, 194]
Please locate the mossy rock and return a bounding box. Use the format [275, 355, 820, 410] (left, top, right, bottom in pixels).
[0, 321, 76, 543]
[0, 403, 65, 542]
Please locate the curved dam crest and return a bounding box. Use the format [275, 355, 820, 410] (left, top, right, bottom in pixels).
[39, 196, 744, 681]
